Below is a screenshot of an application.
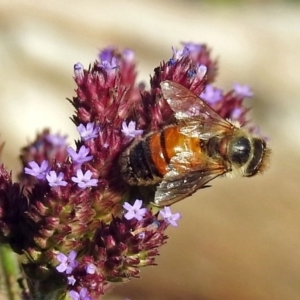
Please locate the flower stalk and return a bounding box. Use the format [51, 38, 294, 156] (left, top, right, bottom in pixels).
[0, 245, 22, 300]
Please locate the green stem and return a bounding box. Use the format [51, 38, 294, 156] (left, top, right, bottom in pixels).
[0, 244, 21, 300]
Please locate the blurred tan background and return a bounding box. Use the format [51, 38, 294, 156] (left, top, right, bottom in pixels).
[0, 0, 300, 299]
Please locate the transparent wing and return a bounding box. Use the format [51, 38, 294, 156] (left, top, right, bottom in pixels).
[153, 151, 226, 206]
[160, 80, 235, 139]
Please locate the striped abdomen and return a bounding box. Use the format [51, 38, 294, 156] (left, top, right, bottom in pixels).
[119, 125, 201, 185]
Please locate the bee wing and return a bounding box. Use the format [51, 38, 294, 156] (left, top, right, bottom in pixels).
[160, 80, 235, 138]
[154, 152, 226, 206]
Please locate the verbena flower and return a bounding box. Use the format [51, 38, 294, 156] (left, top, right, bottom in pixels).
[159, 207, 181, 227]
[46, 133, 68, 146]
[85, 263, 96, 274]
[123, 199, 147, 221]
[24, 160, 49, 179]
[200, 84, 223, 104]
[233, 83, 253, 98]
[121, 121, 143, 138]
[69, 288, 92, 300]
[46, 171, 68, 187]
[71, 169, 98, 189]
[68, 275, 76, 286]
[19, 129, 69, 190]
[67, 145, 93, 164]
[56, 251, 78, 274]
[77, 122, 100, 141]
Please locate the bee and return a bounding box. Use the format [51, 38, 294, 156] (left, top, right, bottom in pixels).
[119, 80, 270, 207]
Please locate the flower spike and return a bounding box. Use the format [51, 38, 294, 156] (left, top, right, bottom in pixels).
[0, 42, 268, 300]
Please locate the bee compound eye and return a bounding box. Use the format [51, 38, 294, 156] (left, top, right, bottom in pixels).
[245, 138, 267, 176]
[230, 137, 251, 165]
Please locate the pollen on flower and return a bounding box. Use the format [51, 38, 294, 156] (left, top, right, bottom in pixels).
[24, 160, 50, 180]
[123, 199, 147, 221]
[121, 121, 143, 138]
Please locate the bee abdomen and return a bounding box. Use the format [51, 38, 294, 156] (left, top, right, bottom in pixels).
[119, 135, 164, 185]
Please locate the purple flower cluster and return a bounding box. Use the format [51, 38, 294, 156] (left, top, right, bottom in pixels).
[0, 42, 262, 300]
[56, 251, 101, 300]
[123, 199, 181, 227]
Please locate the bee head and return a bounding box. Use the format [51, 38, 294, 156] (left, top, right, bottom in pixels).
[228, 136, 270, 177]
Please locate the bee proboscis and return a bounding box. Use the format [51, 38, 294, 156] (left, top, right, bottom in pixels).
[119, 80, 270, 206]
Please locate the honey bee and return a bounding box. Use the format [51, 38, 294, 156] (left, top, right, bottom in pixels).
[119, 80, 270, 207]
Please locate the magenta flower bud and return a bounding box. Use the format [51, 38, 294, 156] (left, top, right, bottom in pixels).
[74, 62, 84, 81]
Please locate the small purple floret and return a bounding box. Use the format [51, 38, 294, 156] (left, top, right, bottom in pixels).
[99, 57, 119, 71]
[46, 134, 67, 146]
[56, 250, 78, 274]
[230, 108, 243, 120]
[159, 206, 181, 227]
[69, 288, 92, 300]
[46, 171, 68, 187]
[71, 169, 98, 189]
[67, 146, 93, 165]
[67, 276, 76, 286]
[122, 48, 135, 63]
[24, 160, 50, 180]
[200, 85, 223, 104]
[99, 47, 114, 62]
[77, 122, 100, 141]
[171, 46, 189, 60]
[233, 83, 253, 98]
[85, 263, 96, 274]
[123, 199, 147, 221]
[182, 42, 203, 54]
[121, 121, 143, 138]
